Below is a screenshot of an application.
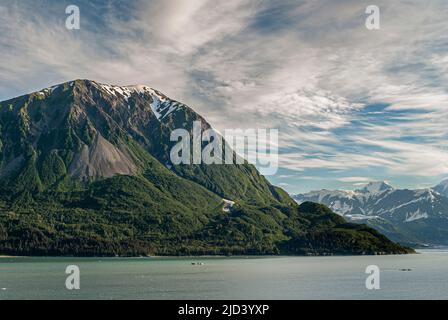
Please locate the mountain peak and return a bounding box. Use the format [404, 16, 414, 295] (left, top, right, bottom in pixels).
[0, 79, 189, 184]
[16, 79, 183, 123]
[89, 80, 158, 97]
[35, 79, 162, 100]
[357, 181, 394, 194]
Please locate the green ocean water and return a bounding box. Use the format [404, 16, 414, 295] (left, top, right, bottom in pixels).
[0, 250, 447, 300]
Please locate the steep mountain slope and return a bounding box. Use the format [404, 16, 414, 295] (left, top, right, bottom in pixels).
[0, 80, 412, 256]
[293, 181, 448, 246]
[435, 179, 448, 197]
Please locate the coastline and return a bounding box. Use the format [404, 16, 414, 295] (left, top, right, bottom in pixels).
[0, 251, 421, 259]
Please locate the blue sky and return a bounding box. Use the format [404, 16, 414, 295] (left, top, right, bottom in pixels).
[0, 0, 447, 193]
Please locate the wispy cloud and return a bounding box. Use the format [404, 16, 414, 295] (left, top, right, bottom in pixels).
[0, 0, 447, 193]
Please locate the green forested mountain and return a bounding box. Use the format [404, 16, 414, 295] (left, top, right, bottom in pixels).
[0, 80, 413, 256]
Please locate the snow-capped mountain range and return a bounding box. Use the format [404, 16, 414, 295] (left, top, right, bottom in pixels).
[293, 180, 448, 246]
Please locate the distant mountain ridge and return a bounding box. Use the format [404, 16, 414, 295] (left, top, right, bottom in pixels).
[293, 181, 448, 246]
[0, 80, 412, 256]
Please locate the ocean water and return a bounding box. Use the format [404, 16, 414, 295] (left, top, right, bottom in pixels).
[0, 249, 447, 300]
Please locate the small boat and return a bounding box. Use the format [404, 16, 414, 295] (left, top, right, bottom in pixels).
[191, 262, 205, 266]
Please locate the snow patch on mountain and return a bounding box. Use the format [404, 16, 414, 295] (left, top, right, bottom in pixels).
[91, 82, 180, 122]
[405, 209, 429, 222]
[357, 181, 394, 195]
[148, 91, 181, 121]
[36, 85, 61, 98]
[331, 200, 353, 215]
[345, 214, 380, 221]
